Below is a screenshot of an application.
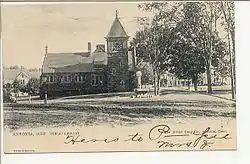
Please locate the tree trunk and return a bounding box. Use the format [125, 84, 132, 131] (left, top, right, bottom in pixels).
[192, 75, 198, 91]
[194, 81, 198, 91]
[227, 29, 235, 99]
[232, 39, 236, 96]
[228, 2, 236, 96]
[153, 69, 157, 96]
[221, 2, 236, 98]
[156, 73, 161, 95]
[229, 45, 235, 99]
[187, 81, 190, 90]
[206, 67, 213, 94]
[207, 5, 214, 94]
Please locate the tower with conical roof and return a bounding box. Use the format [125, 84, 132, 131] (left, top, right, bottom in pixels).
[105, 11, 130, 92]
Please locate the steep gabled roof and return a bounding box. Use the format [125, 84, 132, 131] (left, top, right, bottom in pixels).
[2, 68, 36, 84]
[106, 15, 128, 38]
[3, 68, 30, 79]
[42, 51, 108, 73]
[3, 69, 24, 82]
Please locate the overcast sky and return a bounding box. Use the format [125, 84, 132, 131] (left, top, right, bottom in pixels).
[1, 2, 227, 69]
[1, 3, 153, 69]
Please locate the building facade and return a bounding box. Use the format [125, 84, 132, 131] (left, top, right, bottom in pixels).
[40, 13, 136, 98]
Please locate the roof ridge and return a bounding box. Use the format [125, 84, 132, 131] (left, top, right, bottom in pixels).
[47, 52, 90, 55]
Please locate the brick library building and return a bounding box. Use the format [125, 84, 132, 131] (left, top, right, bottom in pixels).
[40, 12, 137, 98]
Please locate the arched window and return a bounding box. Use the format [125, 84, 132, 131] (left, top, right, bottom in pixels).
[91, 74, 104, 86]
[119, 61, 122, 67]
[120, 80, 125, 87]
[75, 75, 78, 82]
[68, 75, 72, 82]
[49, 76, 53, 82]
[64, 76, 68, 82]
[60, 76, 63, 82]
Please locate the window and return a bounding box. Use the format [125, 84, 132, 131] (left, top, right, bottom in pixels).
[20, 79, 25, 85]
[79, 75, 85, 82]
[91, 75, 95, 85]
[68, 75, 72, 82]
[78, 75, 81, 81]
[60, 76, 63, 82]
[95, 76, 99, 85]
[75, 74, 86, 82]
[113, 41, 123, 51]
[49, 76, 54, 82]
[100, 75, 103, 82]
[46, 76, 55, 83]
[92, 74, 103, 86]
[61, 75, 73, 83]
[75, 75, 78, 82]
[120, 80, 125, 87]
[54, 76, 57, 82]
[64, 76, 68, 82]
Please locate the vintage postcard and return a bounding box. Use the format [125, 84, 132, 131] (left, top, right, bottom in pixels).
[1, 1, 236, 153]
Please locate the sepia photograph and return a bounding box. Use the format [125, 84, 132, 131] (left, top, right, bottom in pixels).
[1, 1, 236, 153]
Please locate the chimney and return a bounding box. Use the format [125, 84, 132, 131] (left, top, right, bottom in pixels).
[88, 42, 91, 53]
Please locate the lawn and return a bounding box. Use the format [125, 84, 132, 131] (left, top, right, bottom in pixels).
[3, 89, 236, 130]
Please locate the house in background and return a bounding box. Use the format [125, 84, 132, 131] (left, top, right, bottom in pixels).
[3, 68, 41, 87]
[199, 67, 231, 86]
